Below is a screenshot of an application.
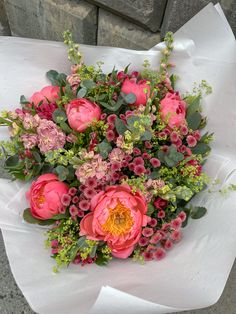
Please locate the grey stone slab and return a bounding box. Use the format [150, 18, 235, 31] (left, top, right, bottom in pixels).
[4, 0, 98, 44]
[161, 0, 236, 38]
[97, 8, 161, 50]
[0, 0, 11, 35]
[87, 0, 167, 32]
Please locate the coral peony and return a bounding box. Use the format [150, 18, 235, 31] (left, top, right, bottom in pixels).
[66, 98, 101, 132]
[80, 185, 148, 258]
[26, 174, 69, 220]
[30, 86, 60, 106]
[121, 78, 150, 106]
[160, 92, 186, 128]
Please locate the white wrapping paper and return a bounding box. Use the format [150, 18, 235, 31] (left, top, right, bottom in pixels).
[0, 3, 236, 313]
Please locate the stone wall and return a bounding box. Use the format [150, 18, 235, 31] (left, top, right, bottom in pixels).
[1, 0, 236, 49]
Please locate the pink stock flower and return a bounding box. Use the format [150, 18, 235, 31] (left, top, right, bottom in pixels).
[20, 134, 38, 149]
[67, 73, 81, 91]
[109, 148, 125, 162]
[26, 174, 69, 220]
[22, 113, 40, 130]
[160, 92, 186, 128]
[66, 99, 101, 132]
[80, 185, 148, 258]
[30, 86, 60, 106]
[37, 119, 66, 153]
[121, 78, 150, 106]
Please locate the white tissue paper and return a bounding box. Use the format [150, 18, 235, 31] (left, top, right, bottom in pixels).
[0, 3, 235, 314]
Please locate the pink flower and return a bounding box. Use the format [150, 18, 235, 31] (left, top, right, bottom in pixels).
[26, 173, 69, 220]
[106, 130, 115, 142]
[133, 147, 141, 155]
[138, 237, 149, 247]
[133, 157, 144, 166]
[160, 92, 186, 128]
[143, 251, 154, 261]
[157, 210, 165, 219]
[109, 148, 125, 162]
[187, 135, 197, 147]
[61, 194, 71, 207]
[83, 187, 96, 199]
[80, 185, 148, 258]
[30, 86, 60, 106]
[180, 125, 188, 135]
[72, 196, 79, 204]
[36, 103, 58, 120]
[150, 232, 162, 244]
[85, 177, 98, 188]
[142, 152, 151, 159]
[66, 99, 101, 132]
[150, 158, 161, 168]
[142, 227, 154, 237]
[154, 198, 168, 210]
[22, 113, 40, 130]
[66, 133, 77, 143]
[79, 200, 90, 211]
[20, 134, 38, 149]
[37, 119, 66, 153]
[148, 218, 157, 228]
[67, 73, 81, 91]
[121, 78, 150, 106]
[171, 230, 182, 241]
[164, 239, 173, 250]
[69, 205, 78, 217]
[178, 211, 187, 222]
[107, 114, 117, 124]
[68, 187, 77, 196]
[154, 248, 166, 260]
[171, 217, 182, 229]
[134, 165, 146, 176]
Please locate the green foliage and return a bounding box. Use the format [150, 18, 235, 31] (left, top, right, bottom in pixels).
[46, 70, 67, 87]
[187, 112, 202, 130]
[115, 117, 127, 135]
[158, 145, 184, 167]
[190, 206, 207, 219]
[191, 143, 211, 155]
[52, 109, 67, 124]
[97, 140, 112, 159]
[23, 208, 55, 226]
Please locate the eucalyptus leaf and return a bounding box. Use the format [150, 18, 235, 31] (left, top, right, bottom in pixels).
[190, 206, 207, 219]
[115, 117, 127, 135]
[191, 143, 210, 155]
[187, 112, 202, 130]
[23, 208, 54, 226]
[52, 109, 67, 123]
[97, 140, 112, 159]
[81, 79, 96, 90]
[186, 95, 201, 117]
[77, 87, 87, 98]
[55, 165, 69, 181]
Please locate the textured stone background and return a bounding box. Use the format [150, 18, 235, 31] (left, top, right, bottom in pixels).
[0, 0, 236, 313]
[1, 0, 236, 49]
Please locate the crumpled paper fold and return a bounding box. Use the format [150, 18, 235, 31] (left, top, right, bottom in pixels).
[0, 3, 235, 314]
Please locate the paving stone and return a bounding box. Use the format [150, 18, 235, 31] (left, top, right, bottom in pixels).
[4, 0, 97, 44]
[97, 8, 161, 50]
[0, 0, 11, 35]
[161, 0, 236, 38]
[87, 0, 167, 32]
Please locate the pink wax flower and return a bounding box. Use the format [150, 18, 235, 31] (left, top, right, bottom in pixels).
[66, 98, 101, 132]
[154, 197, 168, 210]
[26, 173, 69, 220]
[36, 103, 58, 120]
[30, 86, 60, 106]
[187, 135, 197, 147]
[159, 92, 186, 128]
[37, 119, 66, 153]
[20, 134, 38, 149]
[121, 78, 150, 106]
[80, 185, 148, 258]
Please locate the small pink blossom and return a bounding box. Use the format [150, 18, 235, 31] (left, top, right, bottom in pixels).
[67, 73, 81, 91]
[187, 135, 197, 147]
[154, 198, 168, 210]
[106, 130, 115, 142]
[133, 157, 144, 166]
[61, 194, 71, 207]
[178, 211, 187, 222]
[36, 103, 58, 120]
[66, 133, 77, 143]
[143, 251, 154, 261]
[134, 165, 146, 175]
[78, 210, 85, 218]
[157, 210, 165, 219]
[138, 237, 149, 247]
[109, 148, 125, 162]
[107, 114, 117, 124]
[170, 131, 179, 143]
[72, 196, 79, 204]
[85, 177, 98, 188]
[69, 205, 78, 217]
[171, 218, 182, 229]
[68, 187, 77, 196]
[145, 141, 152, 149]
[154, 248, 166, 260]
[133, 147, 141, 155]
[150, 232, 162, 244]
[171, 230, 182, 241]
[193, 130, 201, 140]
[23, 113, 40, 130]
[142, 227, 154, 237]
[111, 162, 122, 172]
[142, 152, 151, 159]
[148, 218, 157, 228]
[78, 199, 90, 211]
[180, 125, 188, 135]
[164, 240, 173, 250]
[83, 187, 96, 199]
[150, 158, 161, 168]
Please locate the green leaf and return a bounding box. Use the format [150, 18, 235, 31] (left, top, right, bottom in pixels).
[97, 140, 112, 159]
[55, 165, 69, 181]
[52, 109, 67, 124]
[173, 186, 193, 201]
[190, 206, 207, 219]
[186, 95, 201, 117]
[69, 244, 80, 261]
[65, 84, 76, 99]
[187, 112, 202, 131]
[31, 151, 41, 163]
[51, 213, 69, 220]
[122, 93, 136, 104]
[77, 87, 87, 98]
[147, 204, 155, 216]
[157, 150, 165, 162]
[191, 143, 210, 155]
[23, 208, 54, 225]
[115, 117, 127, 135]
[149, 171, 160, 179]
[81, 79, 96, 90]
[20, 95, 30, 105]
[77, 236, 87, 249]
[124, 64, 130, 74]
[5, 154, 19, 168]
[46, 70, 59, 86]
[90, 244, 98, 258]
[100, 98, 124, 112]
[140, 130, 152, 141]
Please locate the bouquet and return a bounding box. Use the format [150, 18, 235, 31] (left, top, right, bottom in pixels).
[0, 31, 213, 270]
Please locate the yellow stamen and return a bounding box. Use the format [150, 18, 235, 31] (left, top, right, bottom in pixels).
[102, 200, 134, 236]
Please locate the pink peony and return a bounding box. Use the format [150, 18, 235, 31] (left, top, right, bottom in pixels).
[66, 98, 101, 132]
[37, 119, 66, 153]
[121, 78, 150, 106]
[26, 173, 69, 220]
[160, 92, 186, 128]
[80, 185, 148, 258]
[30, 86, 60, 106]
